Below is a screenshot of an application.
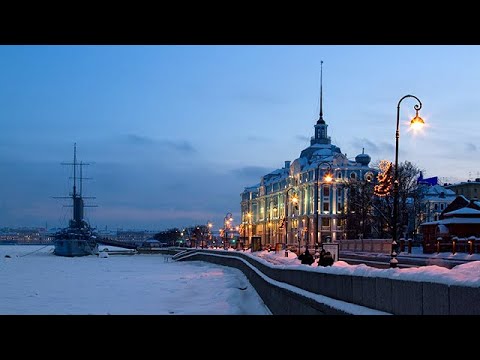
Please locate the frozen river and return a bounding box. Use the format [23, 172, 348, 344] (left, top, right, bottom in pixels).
[0, 245, 270, 315]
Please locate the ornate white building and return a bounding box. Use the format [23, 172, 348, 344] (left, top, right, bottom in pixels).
[240, 65, 376, 250]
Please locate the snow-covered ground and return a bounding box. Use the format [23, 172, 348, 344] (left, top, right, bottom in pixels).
[342, 246, 480, 262]
[245, 248, 480, 287]
[3, 244, 479, 315]
[0, 245, 270, 315]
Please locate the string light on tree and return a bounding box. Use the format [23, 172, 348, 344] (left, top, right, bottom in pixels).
[374, 160, 394, 197]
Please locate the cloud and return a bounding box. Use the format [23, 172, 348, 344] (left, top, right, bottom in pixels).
[159, 139, 196, 153]
[296, 135, 310, 143]
[465, 142, 477, 152]
[231, 166, 273, 180]
[124, 134, 196, 153]
[126, 134, 155, 145]
[350, 138, 394, 155]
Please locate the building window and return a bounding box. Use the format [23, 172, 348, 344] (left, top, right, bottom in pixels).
[441, 203, 444, 210]
[323, 202, 329, 212]
[321, 218, 330, 227]
[323, 186, 330, 197]
[337, 201, 344, 213]
[350, 172, 356, 180]
[337, 172, 342, 179]
[434, 204, 438, 211]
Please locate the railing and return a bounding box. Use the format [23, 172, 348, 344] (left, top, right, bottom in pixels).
[338, 238, 393, 253]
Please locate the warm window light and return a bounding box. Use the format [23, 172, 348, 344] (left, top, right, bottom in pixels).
[324, 173, 333, 183]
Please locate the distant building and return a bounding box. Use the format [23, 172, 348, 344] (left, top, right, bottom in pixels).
[445, 178, 480, 200]
[419, 184, 457, 223]
[420, 195, 480, 253]
[0, 227, 53, 244]
[116, 230, 155, 244]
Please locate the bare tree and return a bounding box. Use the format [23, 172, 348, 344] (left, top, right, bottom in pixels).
[343, 160, 425, 240]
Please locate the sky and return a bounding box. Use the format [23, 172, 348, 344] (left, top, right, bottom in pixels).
[0, 245, 270, 315]
[1, 45, 480, 232]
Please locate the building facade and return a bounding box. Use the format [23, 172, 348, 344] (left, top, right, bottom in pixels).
[445, 179, 480, 200]
[419, 184, 457, 223]
[240, 74, 375, 251]
[420, 195, 480, 253]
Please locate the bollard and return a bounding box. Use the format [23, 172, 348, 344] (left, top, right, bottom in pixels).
[407, 238, 412, 254]
[452, 237, 457, 255]
[399, 238, 405, 252]
[436, 237, 442, 253]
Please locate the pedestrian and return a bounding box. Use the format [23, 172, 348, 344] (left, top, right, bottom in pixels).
[323, 251, 334, 266]
[318, 249, 326, 266]
[300, 248, 314, 265]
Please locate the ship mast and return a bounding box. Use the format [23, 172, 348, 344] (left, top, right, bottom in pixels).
[55, 143, 95, 229]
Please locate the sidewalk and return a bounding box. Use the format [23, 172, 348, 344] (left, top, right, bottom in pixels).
[342, 246, 480, 263]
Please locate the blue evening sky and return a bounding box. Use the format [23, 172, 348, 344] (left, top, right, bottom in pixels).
[1, 45, 479, 231]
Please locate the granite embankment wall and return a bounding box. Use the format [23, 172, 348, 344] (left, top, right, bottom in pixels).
[173, 249, 480, 315]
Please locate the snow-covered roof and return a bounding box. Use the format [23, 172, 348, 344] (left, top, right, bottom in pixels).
[422, 217, 480, 225]
[425, 185, 456, 197]
[444, 207, 480, 217]
[437, 224, 449, 234]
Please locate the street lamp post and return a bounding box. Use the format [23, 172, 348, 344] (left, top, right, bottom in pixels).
[272, 205, 278, 248]
[224, 212, 233, 250]
[314, 161, 333, 247]
[207, 221, 213, 248]
[267, 216, 271, 248]
[391, 95, 424, 268]
[284, 187, 297, 257]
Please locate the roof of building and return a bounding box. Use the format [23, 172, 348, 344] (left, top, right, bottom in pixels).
[422, 217, 480, 225]
[443, 207, 480, 217]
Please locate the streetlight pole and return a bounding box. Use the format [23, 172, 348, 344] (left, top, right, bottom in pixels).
[272, 204, 278, 249]
[207, 221, 213, 248]
[314, 161, 333, 247]
[284, 187, 297, 257]
[224, 212, 233, 250]
[267, 215, 271, 248]
[391, 95, 424, 268]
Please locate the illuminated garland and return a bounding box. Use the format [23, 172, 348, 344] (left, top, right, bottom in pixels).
[374, 160, 393, 197]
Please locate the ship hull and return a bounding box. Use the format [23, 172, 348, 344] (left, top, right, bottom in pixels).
[54, 239, 99, 257]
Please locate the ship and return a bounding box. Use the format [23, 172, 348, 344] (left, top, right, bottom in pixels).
[53, 143, 99, 257]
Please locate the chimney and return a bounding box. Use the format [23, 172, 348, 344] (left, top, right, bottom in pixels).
[284, 161, 291, 169]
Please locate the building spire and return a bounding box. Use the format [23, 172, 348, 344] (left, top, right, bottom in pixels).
[319, 60, 323, 121]
[316, 61, 325, 125]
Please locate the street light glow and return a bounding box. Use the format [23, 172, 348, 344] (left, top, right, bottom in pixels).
[410, 115, 425, 132]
